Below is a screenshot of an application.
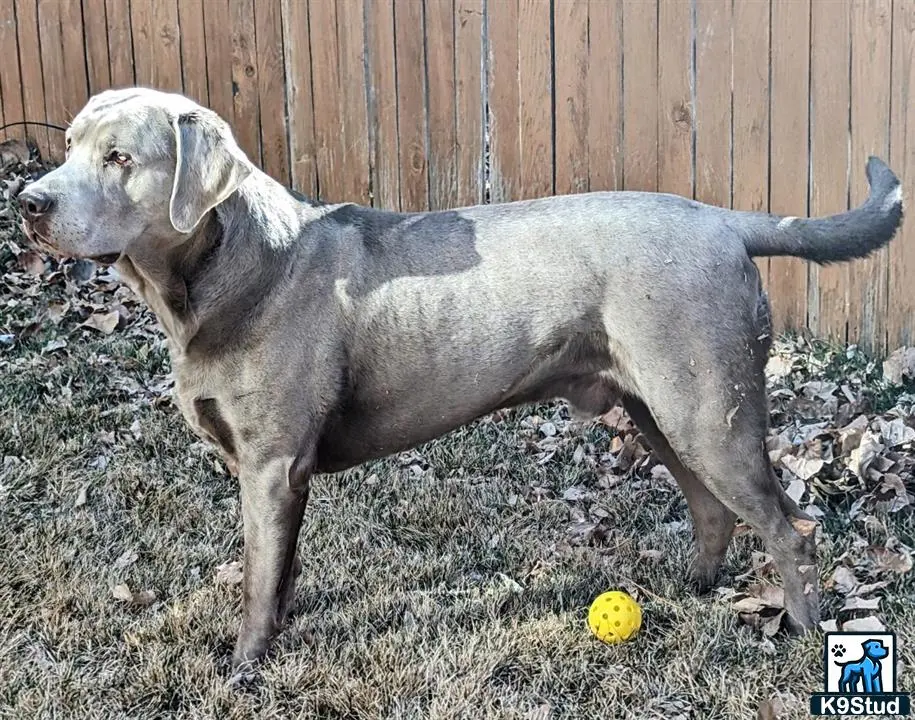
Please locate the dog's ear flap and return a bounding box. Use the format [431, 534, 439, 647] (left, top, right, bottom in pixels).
[169, 110, 253, 234]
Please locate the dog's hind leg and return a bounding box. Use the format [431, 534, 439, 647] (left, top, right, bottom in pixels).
[623, 395, 736, 591]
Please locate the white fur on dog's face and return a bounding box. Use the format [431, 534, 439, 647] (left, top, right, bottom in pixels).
[21, 88, 251, 262]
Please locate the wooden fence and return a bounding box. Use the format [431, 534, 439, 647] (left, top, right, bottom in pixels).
[0, 0, 913, 355]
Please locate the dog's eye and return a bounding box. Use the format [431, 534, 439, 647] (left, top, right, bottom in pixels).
[105, 150, 132, 167]
[65, 137, 71, 156]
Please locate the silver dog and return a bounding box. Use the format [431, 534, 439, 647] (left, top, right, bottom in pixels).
[18, 88, 903, 668]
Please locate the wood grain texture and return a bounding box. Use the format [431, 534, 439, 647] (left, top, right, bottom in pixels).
[336, 0, 370, 204]
[105, 0, 134, 88]
[83, 0, 111, 94]
[203, 0, 234, 126]
[487, 0, 520, 202]
[518, 0, 551, 199]
[848, 0, 892, 355]
[888, 0, 915, 349]
[282, 0, 317, 196]
[255, 0, 289, 184]
[0, 0, 25, 140]
[37, 0, 66, 159]
[425, 0, 457, 209]
[454, 0, 483, 205]
[587, 0, 622, 192]
[394, 0, 428, 210]
[365, 0, 398, 208]
[657, 0, 692, 199]
[622, 0, 658, 191]
[179, 0, 209, 105]
[731, 0, 769, 215]
[230, 0, 261, 163]
[15, 0, 49, 156]
[768, 0, 810, 333]
[809, 0, 851, 344]
[694, 0, 731, 206]
[129, 0, 153, 86]
[309, 0, 343, 202]
[151, 0, 182, 91]
[553, 0, 589, 196]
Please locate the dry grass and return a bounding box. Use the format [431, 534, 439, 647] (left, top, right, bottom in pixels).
[1, 318, 914, 720]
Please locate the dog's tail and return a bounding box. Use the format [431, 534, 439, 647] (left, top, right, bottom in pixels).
[739, 156, 903, 265]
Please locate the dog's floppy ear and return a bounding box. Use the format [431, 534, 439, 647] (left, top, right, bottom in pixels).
[169, 110, 253, 234]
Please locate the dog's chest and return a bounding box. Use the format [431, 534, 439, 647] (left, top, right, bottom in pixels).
[171, 356, 241, 475]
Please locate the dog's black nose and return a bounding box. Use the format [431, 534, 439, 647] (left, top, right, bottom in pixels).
[17, 188, 55, 222]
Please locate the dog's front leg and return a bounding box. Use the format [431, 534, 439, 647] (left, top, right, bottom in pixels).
[232, 454, 311, 669]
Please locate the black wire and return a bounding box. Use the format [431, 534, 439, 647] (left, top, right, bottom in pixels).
[0, 121, 68, 134]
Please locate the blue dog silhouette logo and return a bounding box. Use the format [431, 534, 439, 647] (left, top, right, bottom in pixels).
[833, 637, 888, 694]
[810, 631, 910, 716]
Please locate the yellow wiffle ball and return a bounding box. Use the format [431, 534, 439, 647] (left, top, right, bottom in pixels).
[588, 590, 642, 643]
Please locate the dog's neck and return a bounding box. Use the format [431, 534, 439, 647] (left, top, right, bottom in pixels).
[115, 171, 322, 357]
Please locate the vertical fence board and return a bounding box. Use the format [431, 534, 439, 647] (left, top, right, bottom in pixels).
[366, 0, 399, 208]
[38, 0, 66, 159]
[337, 0, 370, 204]
[768, 0, 810, 333]
[105, 0, 134, 88]
[307, 0, 340, 201]
[553, 0, 588, 196]
[426, 0, 458, 208]
[84, 0, 111, 95]
[394, 0, 428, 210]
[889, 0, 915, 349]
[309, 0, 344, 202]
[849, 0, 892, 355]
[179, 0, 209, 105]
[15, 0, 48, 156]
[487, 0, 519, 202]
[518, 0, 551, 199]
[731, 0, 768, 218]
[587, 0, 622, 192]
[255, 0, 289, 184]
[60, 0, 89, 120]
[622, 0, 658, 191]
[657, 0, 692, 198]
[0, 0, 25, 141]
[282, 0, 317, 196]
[203, 0, 234, 127]
[152, 0, 182, 91]
[809, 0, 851, 344]
[130, 0, 153, 86]
[695, 0, 731, 206]
[454, 0, 483, 206]
[230, 0, 261, 163]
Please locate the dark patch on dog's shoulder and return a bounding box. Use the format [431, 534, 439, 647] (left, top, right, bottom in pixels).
[323, 204, 481, 295]
[193, 397, 237, 459]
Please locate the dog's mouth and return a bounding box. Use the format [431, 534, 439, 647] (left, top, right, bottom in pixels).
[21, 220, 121, 266]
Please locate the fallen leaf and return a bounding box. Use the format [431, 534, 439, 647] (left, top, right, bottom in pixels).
[17, 250, 45, 276]
[784, 478, 806, 504]
[841, 616, 885, 632]
[216, 560, 244, 585]
[781, 455, 824, 481]
[841, 596, 881, 612]
[819, 619, 839, 632]
[83, 310, 120, 335]
[868, 547, 913, 575]
[879, 418, 915, 448]
[883, 346, 915, 385]
[113, 549, 139, 570]
[526, 704, 552, 720]
[111, 583, 134, 602]
[829, 566, 858, 595]
[849, 430, 884, 478]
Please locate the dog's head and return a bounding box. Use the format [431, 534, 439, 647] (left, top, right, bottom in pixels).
[17, 88, 253, 263]
[862, 639, 889, 660]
